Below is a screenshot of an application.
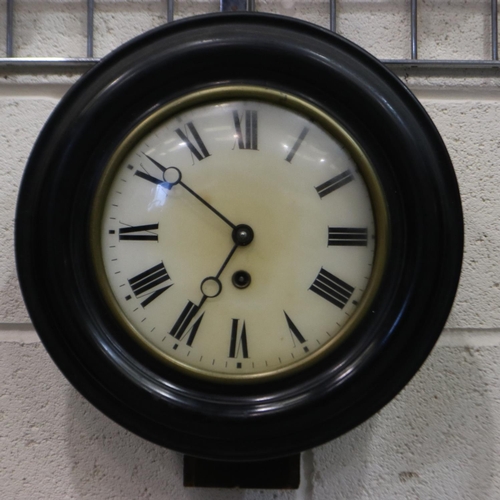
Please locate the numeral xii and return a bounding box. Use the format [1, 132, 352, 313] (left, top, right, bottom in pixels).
[233, 110, 258, 150]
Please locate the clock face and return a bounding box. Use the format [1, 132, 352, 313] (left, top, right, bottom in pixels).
[93, 87, 387, 381]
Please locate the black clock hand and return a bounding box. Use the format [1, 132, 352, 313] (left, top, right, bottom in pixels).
[181, 224, 255, 338]
[143, 154, 236, 229]
[179, 180, 236, 229]
[215, 243, 239, 280]
[169, 241, 238, 342]
[196, 243, 238, 310]
[198, 223, 254, 305]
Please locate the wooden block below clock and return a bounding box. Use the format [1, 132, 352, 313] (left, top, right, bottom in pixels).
[183, 454, 301, 489]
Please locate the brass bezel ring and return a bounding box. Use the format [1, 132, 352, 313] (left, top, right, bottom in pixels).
[90, 85, 389, 383]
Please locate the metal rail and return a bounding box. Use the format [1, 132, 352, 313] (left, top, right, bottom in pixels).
[2, 0, 500, 74]
[6, 0, 14, 57]
[330, 0, 336, 34]
[411, 0, 417, 60]
[493, 0, 498, 60]
[87, 0, 94, 58]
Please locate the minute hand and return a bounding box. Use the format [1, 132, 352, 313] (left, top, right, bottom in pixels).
[178, 180, 236, 229]
[144, 154, 236, 230]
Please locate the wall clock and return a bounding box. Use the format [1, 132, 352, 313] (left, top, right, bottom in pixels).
[15, 13, 463, 461]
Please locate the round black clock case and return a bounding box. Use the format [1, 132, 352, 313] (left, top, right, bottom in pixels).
[15, 13, 463, 460]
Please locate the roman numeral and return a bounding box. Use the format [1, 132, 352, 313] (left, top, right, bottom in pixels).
[233, 110, 258, 150]
[328, 227, 368, 246]
[175, 122, 210, 162]
[135, 154, 168, 185]
[229, 319, 249, 359]
[169, 301, 203, 346]
[315, 170, 354, 198]
[310, 268, 354, 309]
[285, 126, 309, 163]
[119, 223, 159, 241]
[128, 262, 172, 307]
[284, 311, 307, 347]
[134, 170, 164, 185]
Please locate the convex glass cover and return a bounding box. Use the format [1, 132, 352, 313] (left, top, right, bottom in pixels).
[92, 87, 387, 381]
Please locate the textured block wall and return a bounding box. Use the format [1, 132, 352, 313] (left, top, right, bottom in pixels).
[2, 1, 500, 498]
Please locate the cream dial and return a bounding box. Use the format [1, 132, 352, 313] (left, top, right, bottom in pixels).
[94, 88, 386, 382]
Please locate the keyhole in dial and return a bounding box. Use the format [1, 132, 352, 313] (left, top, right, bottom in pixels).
[232, 270, 251, 289]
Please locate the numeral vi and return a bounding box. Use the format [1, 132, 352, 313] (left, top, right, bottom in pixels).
[229, 319, 249, 359]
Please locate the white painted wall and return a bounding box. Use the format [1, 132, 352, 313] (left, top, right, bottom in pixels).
[2, 1, 500, 498]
